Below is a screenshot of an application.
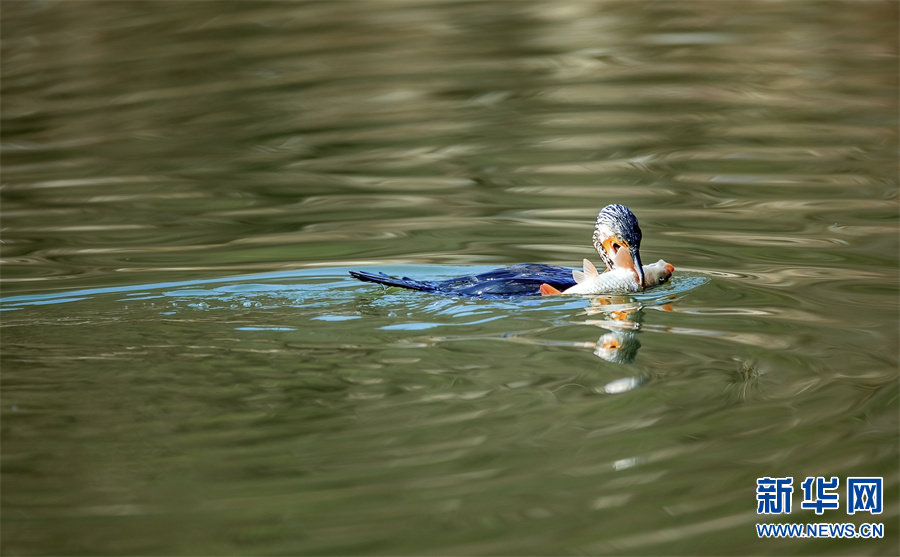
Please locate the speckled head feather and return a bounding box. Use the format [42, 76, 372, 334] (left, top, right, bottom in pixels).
[592, 204, 643, 273]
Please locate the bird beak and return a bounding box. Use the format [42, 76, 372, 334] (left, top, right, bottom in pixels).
[629, 248, 644, 288]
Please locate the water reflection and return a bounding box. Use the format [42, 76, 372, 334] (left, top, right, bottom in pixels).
[593, 328, 641, 364]
[580, 296, 652, 366]
[2, 0, 897, 555]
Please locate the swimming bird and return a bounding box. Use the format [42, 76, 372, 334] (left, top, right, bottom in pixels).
[349, 204, 669, 298]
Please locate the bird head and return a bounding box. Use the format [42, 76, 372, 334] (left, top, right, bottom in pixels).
[592, 204, 644, 287]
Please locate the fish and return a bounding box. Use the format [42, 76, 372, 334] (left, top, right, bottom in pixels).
[539, 258, 674, 296]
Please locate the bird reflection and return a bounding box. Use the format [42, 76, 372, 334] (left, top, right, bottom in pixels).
[577, 296, 661, 395]
[593, 328, 641, 365]
[581, 296, 671, 366]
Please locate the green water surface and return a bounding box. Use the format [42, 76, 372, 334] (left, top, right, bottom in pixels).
[2, 1, 898, 555]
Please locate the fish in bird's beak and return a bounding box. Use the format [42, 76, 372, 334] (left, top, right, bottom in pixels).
[602, 236, 645, 288]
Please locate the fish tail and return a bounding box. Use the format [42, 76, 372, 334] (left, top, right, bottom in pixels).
[540, 283, 563, 296]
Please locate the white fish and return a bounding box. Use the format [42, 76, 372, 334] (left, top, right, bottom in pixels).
[540, 258, 674, 296]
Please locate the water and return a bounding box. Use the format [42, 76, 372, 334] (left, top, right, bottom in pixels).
[2, 1, 897, 554]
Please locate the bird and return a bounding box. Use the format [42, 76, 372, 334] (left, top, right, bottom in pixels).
[350, 204, 664, 299]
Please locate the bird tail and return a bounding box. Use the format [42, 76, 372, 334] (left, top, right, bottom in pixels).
[349, 270, 435, 292]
